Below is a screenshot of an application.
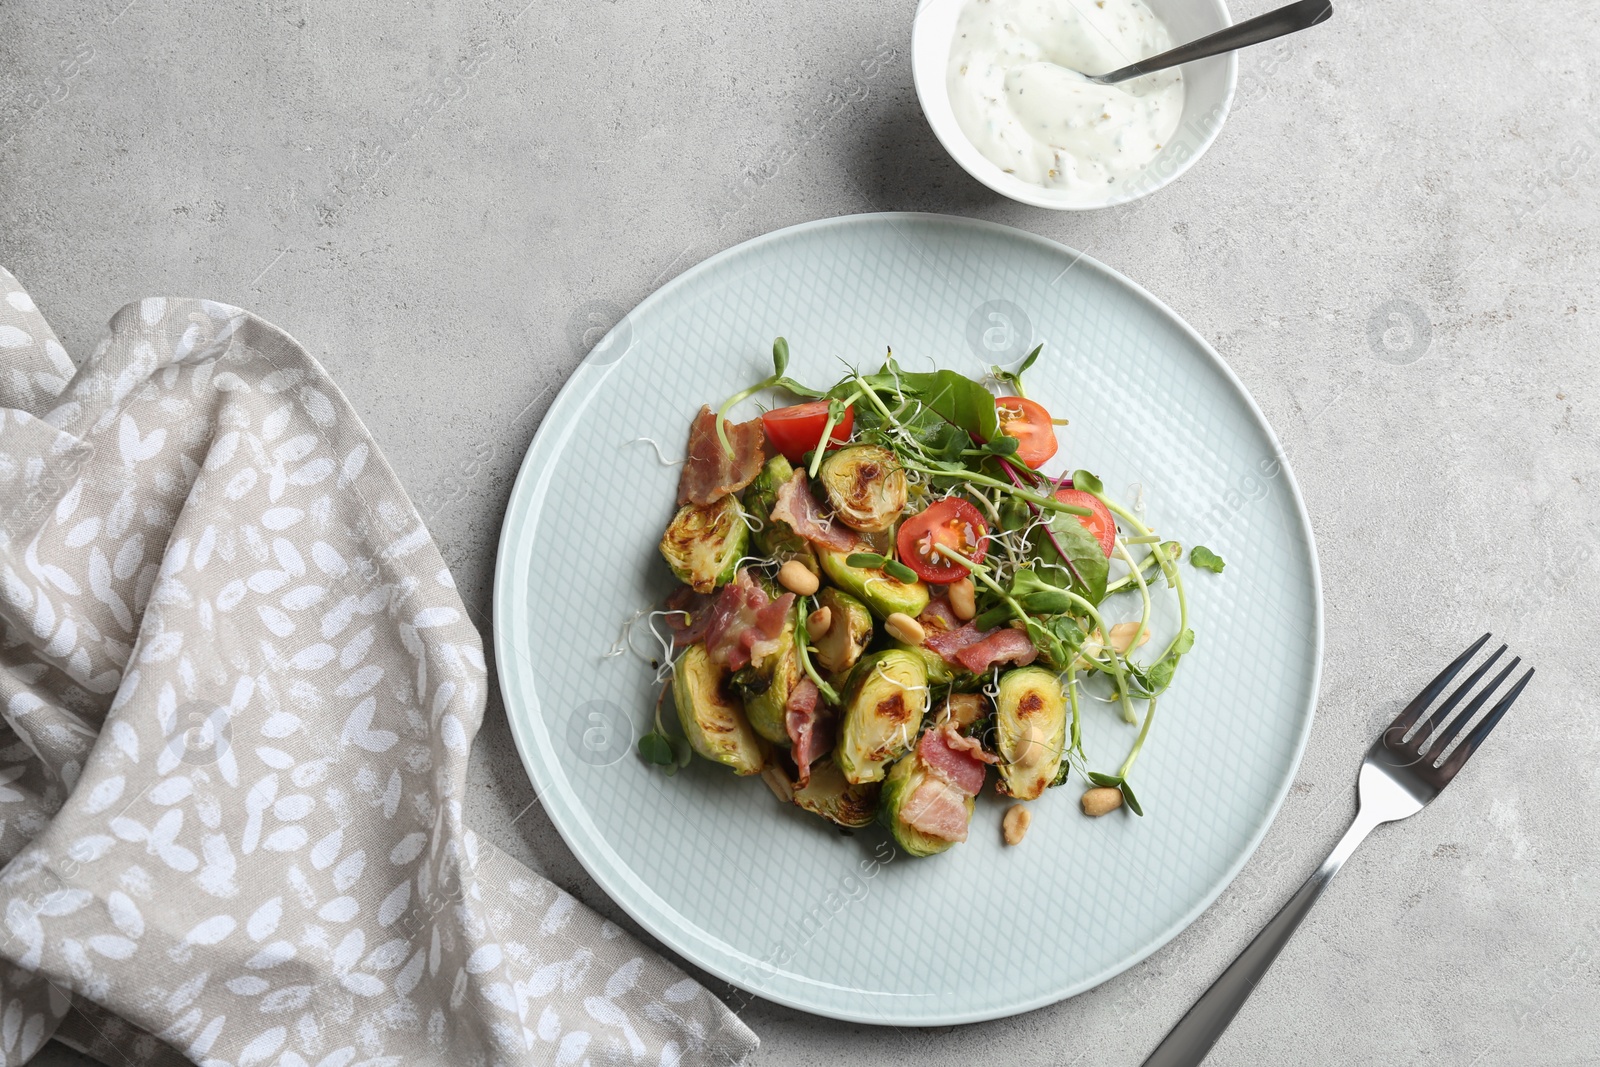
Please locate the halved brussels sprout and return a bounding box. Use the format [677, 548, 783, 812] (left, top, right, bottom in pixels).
[995, 666, 1067, 800]
[731, 619, 800, 745]
[673, 644, 766, 775]
[817, 445, 907, 532]
[879, 749, 973, 857]
[792, 755, 880, 828]
[837, 649, 928, 784]
[659, 495, 749, 593]
[811, 587, 873, 674]
[817, 549, 929, 620]
[743, 455, 818, 574]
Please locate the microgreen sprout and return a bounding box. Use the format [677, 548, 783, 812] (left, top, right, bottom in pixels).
[990, 343, 1042, 398]
[807, 391, 862, 478]
[608, 608, 688, 684]
[714, 336, 824, 458]
[638, 686, 693, 774]
[883, 559, 917, 584]
[629, 437, 684, 466]
[794, 599, 842, 705]
[1085, 693, 1158, 816]
[1099, 492, 1189, 670]
[1112, 537, 1154, 707]
[903, 460, 1091, 515]
[1104, 541, 1180, 596]
[842, 551, 917, 584]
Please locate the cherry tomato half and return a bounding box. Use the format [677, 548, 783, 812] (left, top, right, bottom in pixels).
[1054, 487, 1116, 558]
[995, 396, 1059, 469]
[896, 498, 989, 583]
[762, 401, 855, 465]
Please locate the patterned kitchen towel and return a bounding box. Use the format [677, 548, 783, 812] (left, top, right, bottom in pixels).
[0, 267, 759, 1067]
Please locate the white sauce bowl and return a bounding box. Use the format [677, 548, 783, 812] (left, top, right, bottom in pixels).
[912, 0, 1237, 210]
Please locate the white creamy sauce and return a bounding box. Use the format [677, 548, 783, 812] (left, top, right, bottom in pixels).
[947, 0, 1185, 201]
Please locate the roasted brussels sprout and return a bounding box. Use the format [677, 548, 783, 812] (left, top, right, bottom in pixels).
[792, 755, 880, 827]
[837, 650, 928, 784]
[673, 644, 766, 775]
[659, 495, 749, 594]
[811, 587, 873, 674]
[879, 749, 973, 857]
[995, 666, 1067, 800]
[817, 549, 929, 620]
[743, 455, 818, 574]
[817, 445, 907, 532]
[732, 619, 801, 746]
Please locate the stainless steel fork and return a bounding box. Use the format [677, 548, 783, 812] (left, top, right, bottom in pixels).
[1142, 634, 1534, 1067]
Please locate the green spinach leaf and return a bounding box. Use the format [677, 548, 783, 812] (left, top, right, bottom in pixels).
[1030, 512, 1110, 605]
[864, 360, 1002, 443]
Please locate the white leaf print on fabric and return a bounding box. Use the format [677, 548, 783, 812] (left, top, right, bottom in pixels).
[0, 268, 758, 1067]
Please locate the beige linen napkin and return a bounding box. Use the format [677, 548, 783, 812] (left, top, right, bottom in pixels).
[0, 267, 758, 1066]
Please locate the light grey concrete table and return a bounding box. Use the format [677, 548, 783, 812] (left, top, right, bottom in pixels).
[5, 1, 1596, 1064]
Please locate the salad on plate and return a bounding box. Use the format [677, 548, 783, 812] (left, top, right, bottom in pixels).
[631, 338, 1223, 858]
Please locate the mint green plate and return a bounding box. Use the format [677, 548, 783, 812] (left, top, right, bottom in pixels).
[493, 213, 1321, 1025]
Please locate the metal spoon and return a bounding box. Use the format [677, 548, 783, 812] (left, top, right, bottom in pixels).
[1083, 0, 1333, 85]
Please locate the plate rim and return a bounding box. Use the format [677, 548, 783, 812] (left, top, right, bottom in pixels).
[492, 210, 1324, 1026]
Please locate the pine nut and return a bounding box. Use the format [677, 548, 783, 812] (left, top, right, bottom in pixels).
[1108, 621, 1151, 654]
[884, 612, 926, 645]
[1081, 786, 1124, 817]
[778, 559, 819, 596]
[1002, 804, 1031, 845]
[807, 606, 832, 638]
[761, 765, 794, 803]
[948, 577, 976, 620]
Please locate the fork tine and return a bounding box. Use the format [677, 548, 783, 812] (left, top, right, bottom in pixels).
[1386, 632, 1491, 740]
[1435, 667, 1533, 782]
[1411, 644, 1507, 745]
[1427, 655, 1519, 756]
[1460, 666, 1533, 756]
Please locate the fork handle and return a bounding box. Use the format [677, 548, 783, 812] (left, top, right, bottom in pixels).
[1141, 806, 1386, 1067]
[1094, 0, 1333, 83]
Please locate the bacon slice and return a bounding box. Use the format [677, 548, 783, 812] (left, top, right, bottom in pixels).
[923, 623, 986, 663]
[953, 628, 1038, 673]
[769, 470, 860, 553]
[918, 722, 990, 796]
[785, 678, 834, 787]
[701, 570, 795, 672]
[665, 587, 715, 648]
[937, 719, 999, 765]
[917, 597, 962, 635]
[902, 777, 971, 843]
[676, 406, 767, 506]
[922, 620, 1039, 673]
